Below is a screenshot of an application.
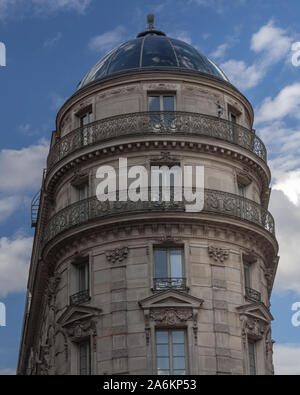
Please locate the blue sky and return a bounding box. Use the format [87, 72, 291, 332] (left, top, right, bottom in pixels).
[0, 0, 300, 375]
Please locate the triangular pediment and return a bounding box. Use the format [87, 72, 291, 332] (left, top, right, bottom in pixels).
[57, 305, 102, 328]
[236, 302, 273, 322]
[139, 290, 203, 310]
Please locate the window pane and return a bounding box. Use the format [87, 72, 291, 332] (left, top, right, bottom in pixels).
[156, 330, 169, 344]
[158, 370, 170, 375]
[163, 96, 175, 112]
[244, 264, 251, 288]
[157, 357, 170, 370]
[78, 263, 88, 291]
[173, 357, 186, 370]
[154, 250, 168, 278]
[157, 344, 169, 357]
[170, 250, 183, 278]
[149, 96, 161, 112]
[79, 341, 90, 375]
[172, 344, 185, 356]
[248, 340, 256, 375]
[174, 370, 186, 375]
[172, 330, 185, 344]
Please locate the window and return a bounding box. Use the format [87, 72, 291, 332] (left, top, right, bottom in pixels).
[148, 95, 175, 129]
[243, 256, 261, 302]
[156, 330, 187, 375]
[154, 248, 185, 290]
[244, 262, 251, 289]
[238, 184, 245, 197]
[78, 339, 91, 375]
[80, 111, 93, 146]
[80, 111, 93, 127]
[78, 183, 88, 201]
[70, 261, 90, 305]
[248, 339, 257, 375]
[228, 112, 237, 123]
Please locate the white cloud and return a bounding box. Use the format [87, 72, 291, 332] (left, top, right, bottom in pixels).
[256, 83, 300, 124]
[270, 190, 300, 295]
[274, 344, 300, 375]
[220, 60, 263, 90]
[221, 20, 293, 90]
[0, 235, 33, 297]
[0, 0, 92, 19]
[0, 140, 48, 193]
[210, 43, 229, 60]
[170, 31, 192, 45]
[0, 140, 48, 222]
[43, 32, 62, 48]
[251, 20, 292, 64]
[0, 196, 20, 223]
[0, 368, 15, 375]
[89, 26, 127, 54]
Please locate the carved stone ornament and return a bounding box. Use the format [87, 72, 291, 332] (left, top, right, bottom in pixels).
[150, 308, 193, 325]
[208, 246, 229, 263]
[106, 247, 129, 263]
[46, 271, 61, 306]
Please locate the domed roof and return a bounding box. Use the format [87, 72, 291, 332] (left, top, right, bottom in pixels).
[77, 20, 229, 90]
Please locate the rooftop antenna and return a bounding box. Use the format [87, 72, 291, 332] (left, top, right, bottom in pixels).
[147, 14, 155, 30]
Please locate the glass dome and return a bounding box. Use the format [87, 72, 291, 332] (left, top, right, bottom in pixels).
[77, 33, 229, 90]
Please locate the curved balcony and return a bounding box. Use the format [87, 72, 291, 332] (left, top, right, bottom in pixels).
[47, 111, 267, 170]
[43, 188, 275, 247]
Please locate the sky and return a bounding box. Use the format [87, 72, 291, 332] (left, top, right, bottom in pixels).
[0, 0, 300, 375]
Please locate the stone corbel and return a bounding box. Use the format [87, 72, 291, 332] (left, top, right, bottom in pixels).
[236, 171, 253, 187]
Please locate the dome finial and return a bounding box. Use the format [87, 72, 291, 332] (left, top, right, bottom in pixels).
[147, 14, 155, 30]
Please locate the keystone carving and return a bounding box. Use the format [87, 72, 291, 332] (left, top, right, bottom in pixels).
[208, 246, 229, 263]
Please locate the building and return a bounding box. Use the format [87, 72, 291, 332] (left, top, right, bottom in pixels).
[18, 16, 279, 375]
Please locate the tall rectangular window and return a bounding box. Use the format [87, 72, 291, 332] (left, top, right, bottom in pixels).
[244, 262, 251, 289]
[80, 111, 93, 146]
[156, 330, 187, 375]
[154, 248, 184, 290]
[148, 95, 175, 129]
[248, 339, 257, 375]
[80, 111, 93, 127]
[78, 340, 91, 375]
[78, 183, 88, 201]
[78, 261, 89, 293]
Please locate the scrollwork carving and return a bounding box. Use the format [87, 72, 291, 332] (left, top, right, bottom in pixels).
[106, 247, 129, 263]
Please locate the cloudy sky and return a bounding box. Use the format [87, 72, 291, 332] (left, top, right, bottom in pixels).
[0, 0, 300, 375]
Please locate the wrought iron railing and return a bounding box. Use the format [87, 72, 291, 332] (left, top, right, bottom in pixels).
[153, 278, 187, 291]
[70, 290, 90, 305]
[47, 111, 267, 170]
[43, 188, 275, 246]
[245, 287, 261, 302]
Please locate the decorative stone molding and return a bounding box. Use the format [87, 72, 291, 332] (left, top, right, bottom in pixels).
[106, 247, 129, 263]
[66, 320, 97, 349]
[236, 302, 273, 345]
[151, 151, 179, 164]
[70, 170, 89, 187]
[208, 246, 229, 263]
[139, 290, 203, 345]
[46, 271, 61, 307]
[236, 170, 253, 187]
[150, 308, 193, 325]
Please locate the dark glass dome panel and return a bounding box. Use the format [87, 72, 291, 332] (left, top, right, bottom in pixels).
[107, 39, 143, 74]
[77, 35, 229, 90]
[142, 35, 177, 67]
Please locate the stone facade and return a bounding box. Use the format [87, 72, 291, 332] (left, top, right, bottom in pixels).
[18, 33, 278, 375]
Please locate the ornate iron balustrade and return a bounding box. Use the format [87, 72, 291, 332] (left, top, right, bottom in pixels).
[47, 111, 267, 170]
[153, 278, 187, 291]
[43, 188, 275, 246]
[70, 290, 90, 305]
[245, 287, 261, 302]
